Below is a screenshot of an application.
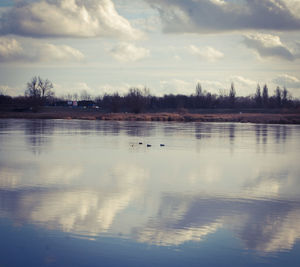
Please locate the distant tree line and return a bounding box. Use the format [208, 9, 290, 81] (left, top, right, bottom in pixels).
[93, 82, 298, 113]
[1, 77, 300, 113]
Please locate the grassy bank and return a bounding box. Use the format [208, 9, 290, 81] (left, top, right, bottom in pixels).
[1, 107, 300, 124]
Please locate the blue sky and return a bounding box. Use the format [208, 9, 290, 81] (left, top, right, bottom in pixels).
[0, 0, 300, 97]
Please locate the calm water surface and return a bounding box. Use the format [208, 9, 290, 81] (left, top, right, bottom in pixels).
[0, 119, 300, 266]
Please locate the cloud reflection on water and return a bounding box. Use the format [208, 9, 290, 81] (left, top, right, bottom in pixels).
[0, 163, 148, 237]
[135, 194, 300, 253]
[1, 163, 300, 254]
[0, 120, 299, 256]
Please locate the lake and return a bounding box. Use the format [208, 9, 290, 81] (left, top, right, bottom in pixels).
[0, 119, 300, 267]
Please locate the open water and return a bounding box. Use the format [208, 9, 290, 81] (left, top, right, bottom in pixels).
[0, 119, 300, 266]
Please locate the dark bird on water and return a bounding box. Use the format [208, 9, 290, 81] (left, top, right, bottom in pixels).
[147, 144, 152, 147]
[139, 142, 143, 145]
[160, 144, 165, 147]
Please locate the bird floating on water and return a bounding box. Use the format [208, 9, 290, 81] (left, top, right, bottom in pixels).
[139, 142, 143, 145]
[160, 144, 165, 147]
[147, 144, 152, 147]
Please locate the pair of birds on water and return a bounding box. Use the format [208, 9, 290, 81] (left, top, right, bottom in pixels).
[137, 142, 165, 147]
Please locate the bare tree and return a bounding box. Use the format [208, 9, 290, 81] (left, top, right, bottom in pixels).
[25, 76, 54, 111]
[25, 77, 42, 111]
[25, 76, 41, 98]
[38, 77, 54, 100]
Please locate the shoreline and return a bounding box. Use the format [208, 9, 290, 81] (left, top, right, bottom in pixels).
[1, 110, 300, 124]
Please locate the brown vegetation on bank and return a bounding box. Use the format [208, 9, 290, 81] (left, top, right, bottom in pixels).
[1, 108, 300, 124]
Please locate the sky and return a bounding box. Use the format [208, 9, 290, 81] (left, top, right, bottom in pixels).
[0, 0, 300, 98]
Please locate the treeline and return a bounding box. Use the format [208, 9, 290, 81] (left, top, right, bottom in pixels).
[73, 83, 300, 113]
[1, 78, 300, 113]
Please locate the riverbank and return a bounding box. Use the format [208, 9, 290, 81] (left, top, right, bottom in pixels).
[1, 108, 300, 124]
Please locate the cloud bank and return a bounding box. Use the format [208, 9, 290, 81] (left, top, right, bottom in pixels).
[0, 37, 84, 63]
[0, 0, 142, 39]
[146, 0, 300, 34]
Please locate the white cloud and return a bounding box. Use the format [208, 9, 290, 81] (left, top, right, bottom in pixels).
[174, 55, 181, 61]
[243, 33, 296, 61]
[53, 81, 149, 97]
[158, 77, 256, 96]
[195, 77, 259, 95]
[0, 37, 23, 61]
[195, 80, 224, 92]
[229, 75, 257, 89]
[0, 0, 142, 39]
[54, 82, 95, 97]
[188, 45, 224, 62]
[146, 0, 300, 34]
[96, 83, 142, 95]
[0, 37, 84, 63]
[36, 43, 85, 62]
[273, 74, 300, 89]
[0, 84, 23, 96]
[159, 79, 193, 95]
[110, 42, 150, 62]
[282, 0, 300, 19]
